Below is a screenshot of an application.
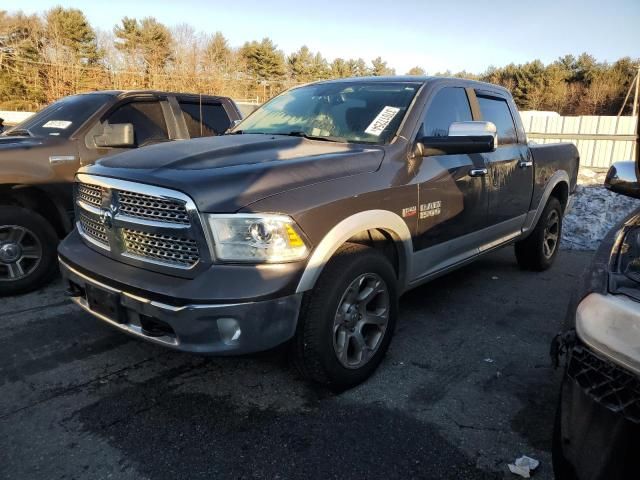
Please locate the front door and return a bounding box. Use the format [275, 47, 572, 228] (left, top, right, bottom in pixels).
[475, 92, 533, 243]
[410, 86, 489, 281]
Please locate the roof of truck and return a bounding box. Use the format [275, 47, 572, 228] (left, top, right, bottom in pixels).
[309, 75, 511, 95]
[75, 90, 232, 100]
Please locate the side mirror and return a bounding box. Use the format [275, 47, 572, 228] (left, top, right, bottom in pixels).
[415, 121, 498, 157]
[605, 161, 640, 199]
[94, 123, 134, 148]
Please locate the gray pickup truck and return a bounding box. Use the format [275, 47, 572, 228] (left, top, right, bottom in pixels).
[0, 91, 241, 295]
[58, 76, 579, 389]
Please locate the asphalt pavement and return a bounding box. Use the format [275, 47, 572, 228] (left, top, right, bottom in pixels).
[0, 248, 592, 479]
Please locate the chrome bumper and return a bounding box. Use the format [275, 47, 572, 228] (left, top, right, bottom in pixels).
[60, 258, 302, 355]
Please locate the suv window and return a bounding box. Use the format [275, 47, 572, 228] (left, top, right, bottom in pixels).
[179, 102, 231, 138]
[105, 101, 169, 147]
[476, 95, 517, 145]
[421, 88, 472, 137]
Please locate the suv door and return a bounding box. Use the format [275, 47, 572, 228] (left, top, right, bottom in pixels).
[475, 91, 533, 237]
[411, 86, 489, 279]
[79, 98, 172, 166]
[177, 99, 233, 138]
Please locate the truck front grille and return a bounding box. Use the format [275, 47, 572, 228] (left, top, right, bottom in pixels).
[75, 175, 206, 273]
[122, 229, 199, 267]
[77, 183, 103, 208]
[118, 191, 190, 224]
[78, 212, 109, 247]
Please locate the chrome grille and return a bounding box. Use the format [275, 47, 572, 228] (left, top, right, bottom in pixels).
[78, 212, 109, 247]
[75, 175, 205, 272]
[122, 229, 199, 267]
[77, 183, 102, 208]
[118, 191, 190, 224]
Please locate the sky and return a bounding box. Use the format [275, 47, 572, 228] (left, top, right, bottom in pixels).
[8, 0, 640, 74]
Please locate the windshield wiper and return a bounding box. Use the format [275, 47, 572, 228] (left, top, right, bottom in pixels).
[4, 128, 34, 137]
[280, 131, 347, 143]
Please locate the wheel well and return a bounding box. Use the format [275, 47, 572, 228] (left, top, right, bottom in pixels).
[346, 229, 401, 279]
[0, 186, 69, 238]
[550, 181, 569, 211]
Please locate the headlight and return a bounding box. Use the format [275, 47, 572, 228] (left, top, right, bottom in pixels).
[206, 214, 310, 263]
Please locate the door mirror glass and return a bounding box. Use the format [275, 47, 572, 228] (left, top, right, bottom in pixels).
[605, 161, 640, 199]
[94, 123, 134, 148]
[416, 121, 497, 157]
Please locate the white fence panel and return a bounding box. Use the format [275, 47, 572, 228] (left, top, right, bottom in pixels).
[521, 112, 638, 169]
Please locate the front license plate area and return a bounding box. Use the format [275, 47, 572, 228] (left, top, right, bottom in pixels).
[86, 284, 125, 324]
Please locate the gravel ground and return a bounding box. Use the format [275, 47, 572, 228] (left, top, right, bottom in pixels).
[562, 168, 639, 250]
[0, 248, 592, 480]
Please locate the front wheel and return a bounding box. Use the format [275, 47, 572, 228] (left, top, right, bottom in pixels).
[515, 196, 563, 271]
[291, 243, 398, 390]
[0, 206, 59, 296]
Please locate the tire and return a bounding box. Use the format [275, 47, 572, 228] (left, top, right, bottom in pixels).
[291, 242, 398, 390]
[515, 196, 563, 271]
[0, 206, 59, 296]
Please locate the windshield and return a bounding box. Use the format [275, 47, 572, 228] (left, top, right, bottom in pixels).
[8, 94, 111, 139]
[235, 81, 422, 144]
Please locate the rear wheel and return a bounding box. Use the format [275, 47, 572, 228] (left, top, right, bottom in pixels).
[515, 196, 563, 271]
[291, 243, 398, 390]
[0, 206, 59, 296]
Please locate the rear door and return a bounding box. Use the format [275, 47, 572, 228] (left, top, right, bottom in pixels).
[475, 91, 533, 237]
[177, 98, 234, 138]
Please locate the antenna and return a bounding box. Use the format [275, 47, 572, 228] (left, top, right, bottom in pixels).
[199, 92, 203, 137]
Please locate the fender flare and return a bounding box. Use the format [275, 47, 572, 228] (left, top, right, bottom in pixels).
[295, 210, 413, 293]
[522, 170, 570, 236]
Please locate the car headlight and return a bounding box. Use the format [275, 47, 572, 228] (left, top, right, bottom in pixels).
[206, 214, 310, 263]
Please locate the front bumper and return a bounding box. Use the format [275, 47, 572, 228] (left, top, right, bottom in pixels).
[60, 258, 302, 355]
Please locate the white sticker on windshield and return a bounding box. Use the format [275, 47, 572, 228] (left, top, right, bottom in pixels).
[42, 120, 72, 129]
[364, 106, 400, 136]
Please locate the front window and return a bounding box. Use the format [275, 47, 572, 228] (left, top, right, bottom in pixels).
[7, 94, 111, 139]
[234, 81, 422, 144]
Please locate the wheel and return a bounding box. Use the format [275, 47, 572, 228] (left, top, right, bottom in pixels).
[291, 242, 398, 390]
[515, 196, 562, 271]
[0, 206, 59, 296]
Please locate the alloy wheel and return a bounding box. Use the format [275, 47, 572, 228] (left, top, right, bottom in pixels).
[543, 210, 560, 259]
[333, 273, 390, 369]
[0, 225, 43, 282]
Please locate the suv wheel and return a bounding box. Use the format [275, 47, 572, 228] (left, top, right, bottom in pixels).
[515, 196, 563, 271]
[291, 242, 398, 390]
[0, 206, 59, 296]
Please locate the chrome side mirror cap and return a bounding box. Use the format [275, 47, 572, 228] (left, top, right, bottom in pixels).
[605, 161, 640, 199]
[449, 121, 498, 150]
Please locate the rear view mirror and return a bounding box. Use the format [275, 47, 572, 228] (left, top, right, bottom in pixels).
[605, 161, 640, 199]
[94, 123, 134, 148]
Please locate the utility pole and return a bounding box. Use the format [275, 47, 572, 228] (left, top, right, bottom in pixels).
[633, 65, 640, 117]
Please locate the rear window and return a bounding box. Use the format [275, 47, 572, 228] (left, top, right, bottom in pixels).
[179, 102, 231, 138]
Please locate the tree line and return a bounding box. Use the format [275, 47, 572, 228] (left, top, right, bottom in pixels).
[0, 7, 637, 115]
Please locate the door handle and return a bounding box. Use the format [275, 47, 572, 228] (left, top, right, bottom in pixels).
[469, 168, 488, 177]
[519, 160, 533, 168]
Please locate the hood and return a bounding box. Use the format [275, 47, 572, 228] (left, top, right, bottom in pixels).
[86, 134, 385, 212]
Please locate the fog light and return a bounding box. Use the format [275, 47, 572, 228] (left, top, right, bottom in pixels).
[217, 318, 241, 344]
